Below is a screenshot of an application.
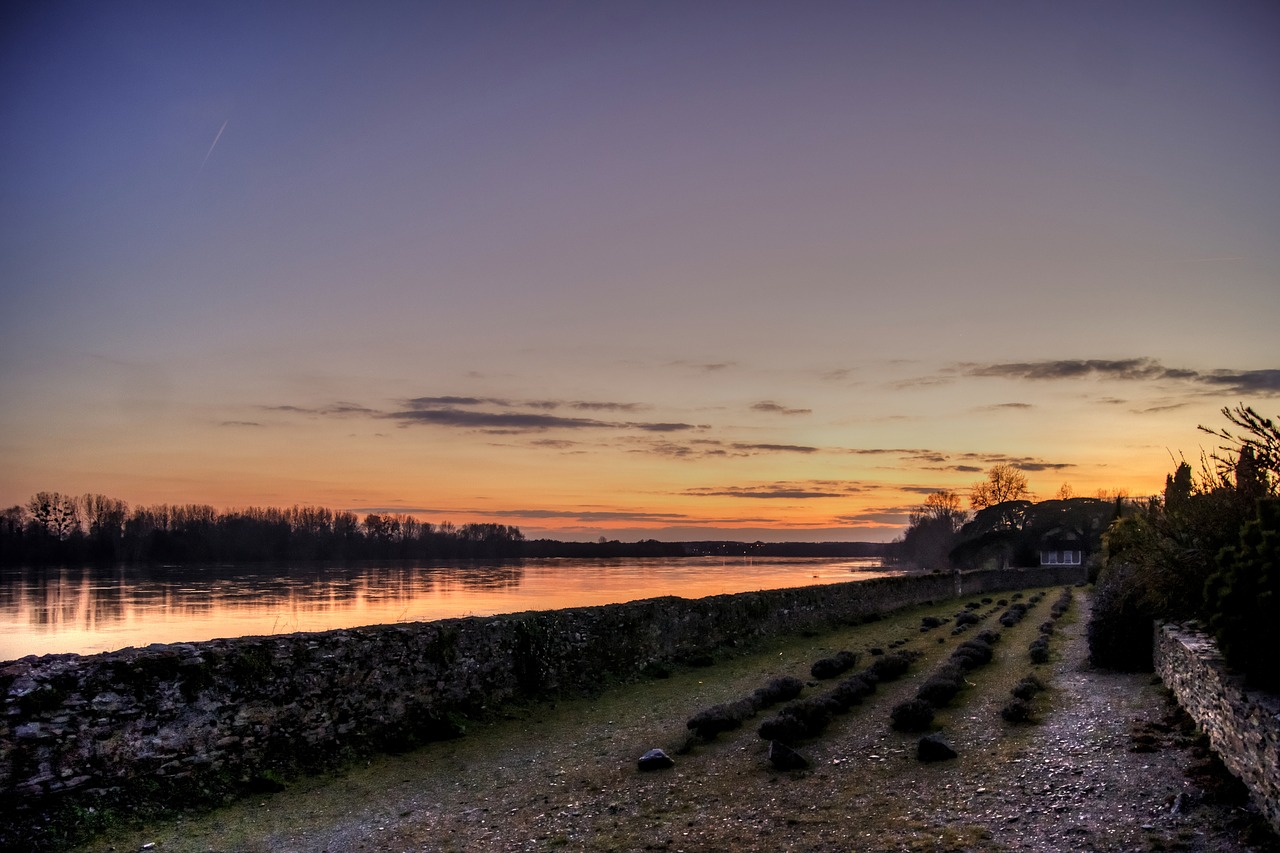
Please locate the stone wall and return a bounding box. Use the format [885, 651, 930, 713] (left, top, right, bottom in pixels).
[0, 565, 1083, 844]
[1155, 623, 1280, 834]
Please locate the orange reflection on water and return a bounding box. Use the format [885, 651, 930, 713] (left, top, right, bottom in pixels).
[0, 558, 897, 660]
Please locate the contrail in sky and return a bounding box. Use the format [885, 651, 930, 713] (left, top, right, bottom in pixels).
[200, 120, 228, 172]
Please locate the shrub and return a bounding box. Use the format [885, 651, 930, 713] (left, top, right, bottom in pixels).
[1028, 636, 1050, 664]
[890, 698, 935, 732]
[951, 639, 994, 670]
[752, 676, 805, 708]
[1000, 698, 1034, 723]
[827, 674, 876, 708]
[1204, 499, 1280, 690]
[758, 714, 805, 743]
[811, 650, 860, 680]
[687, 702, 750, 739]
[868, 651, 916, 682]
[759, 696, 841, 742]
[917, 671, 964, 707]
[1011, 674, 1046, 700]
[1087, 561, 1154, 671]
[920, 615, 944, 630]
[999, 603, 1029, 627]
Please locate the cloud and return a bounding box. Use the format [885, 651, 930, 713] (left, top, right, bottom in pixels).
[960, 358, 1197, 382]
[1197, 369, 1280, 395]
[388, 407, 614, 431]
[685, 481, 864, 500]
[640, 441, 725, 459]
[834, 507, 915, 525]
[952, 452, 1075, 472]
[731, 442, 819, 454]
[669, 360, 736, 372]
[403, 396, 644, 412]
[846, 447, 942, 458]
[569, 401, 647, 412]
[1133, 402, 1190, 414]
[220, 420, 263, 427]
[263, 402, 378, 416]
[384, 397, 700, 434]
[631, 439, 819, 459]
[751, 401, 812, 416]
[977, 402, 1035, 411]
[528, 439, 582, 450]
[959, 359, 1280, 396]
[474, 508, 695, 522]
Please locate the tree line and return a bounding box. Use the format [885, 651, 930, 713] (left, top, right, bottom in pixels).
[0, 495, 525, 565]
[0, 495, 888, 567]
[888, 462, 1122, 571]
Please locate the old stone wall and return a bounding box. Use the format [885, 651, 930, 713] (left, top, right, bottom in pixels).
[0, 565, 1083, 841]
[1155, 623, 1280, 834]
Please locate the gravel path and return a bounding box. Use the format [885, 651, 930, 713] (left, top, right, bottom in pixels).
[910, 590, 1277, 853]
[71, 588, 1278, 853]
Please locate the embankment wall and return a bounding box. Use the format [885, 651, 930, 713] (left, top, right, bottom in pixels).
[1, 565, 1084, 840]
[1155, 623, 1280, 835]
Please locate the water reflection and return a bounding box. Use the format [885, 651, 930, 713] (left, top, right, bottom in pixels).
[0, 558, 894, 660]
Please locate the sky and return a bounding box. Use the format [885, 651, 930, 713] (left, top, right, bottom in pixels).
[2, 1, 1277, 542]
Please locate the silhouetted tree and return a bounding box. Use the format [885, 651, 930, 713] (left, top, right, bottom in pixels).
[892, 490, 968, 569]
[26, 492, 79, 541]
[968, 464, 1031, 509]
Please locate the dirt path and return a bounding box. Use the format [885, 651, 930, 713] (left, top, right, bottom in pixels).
[70, 587, 1278, 853]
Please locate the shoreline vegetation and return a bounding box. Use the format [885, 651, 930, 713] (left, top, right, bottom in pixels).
[0, 493, 887, 568]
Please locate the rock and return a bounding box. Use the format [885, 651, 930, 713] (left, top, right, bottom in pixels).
[917, 734, 957, 762]
[637, 748, 675, 771]
[768, 740, 809, 770]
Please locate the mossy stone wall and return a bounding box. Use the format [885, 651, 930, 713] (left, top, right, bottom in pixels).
[1155, 623, 1280, 835]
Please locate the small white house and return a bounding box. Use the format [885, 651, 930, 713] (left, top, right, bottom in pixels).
[1039, 539, 1083, 567]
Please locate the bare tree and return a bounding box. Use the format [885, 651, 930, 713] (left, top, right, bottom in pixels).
[80, 493, 128, 538]
[26, 491, 80, 540]
[969, 464, 1031, 509]
[913, 489, 967, 530]
[895, 489, 968, 569]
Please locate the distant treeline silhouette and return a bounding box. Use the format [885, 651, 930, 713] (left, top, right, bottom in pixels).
[0, 492, 525, 565]
[1, 492, 886, 566]
[521, 539, 885, 559]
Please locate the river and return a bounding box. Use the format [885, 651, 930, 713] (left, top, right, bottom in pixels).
[0, 557, 898, 660]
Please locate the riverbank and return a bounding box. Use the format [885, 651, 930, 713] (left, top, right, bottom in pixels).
[67, 586, 1278, 852]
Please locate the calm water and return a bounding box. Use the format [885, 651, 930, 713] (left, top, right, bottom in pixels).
[0, 557, 898, 660]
